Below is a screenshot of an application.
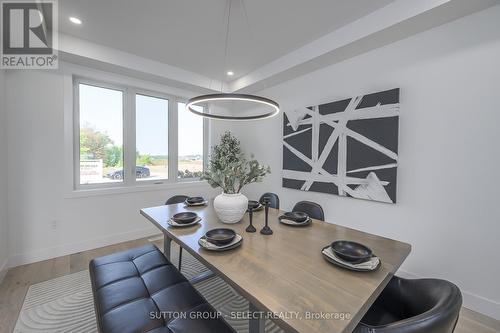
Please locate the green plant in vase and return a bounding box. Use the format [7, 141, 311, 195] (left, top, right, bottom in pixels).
[202, 131, 270, 223]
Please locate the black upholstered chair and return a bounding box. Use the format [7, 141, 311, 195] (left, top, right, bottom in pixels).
[259, 192, 280, 209]
[292, 200, 324, 221]
[354, 276, 462, 333]
[165, 195, 189, 205]
[165, 195, 189, 270]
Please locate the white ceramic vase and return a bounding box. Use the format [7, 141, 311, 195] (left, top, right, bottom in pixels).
[213, 192, 248, 224]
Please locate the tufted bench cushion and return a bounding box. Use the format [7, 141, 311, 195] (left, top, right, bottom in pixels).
[89, 244, 235, 333]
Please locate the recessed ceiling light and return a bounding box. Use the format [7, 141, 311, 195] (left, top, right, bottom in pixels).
[69, 17, 82, 25]
[226, 71, 234, 76]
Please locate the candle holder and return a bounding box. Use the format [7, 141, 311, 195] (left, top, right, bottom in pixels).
[246, 206, 256, 233]
[260, 197, 273, 235]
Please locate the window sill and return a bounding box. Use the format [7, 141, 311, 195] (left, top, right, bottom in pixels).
[65, 180, 211, 199]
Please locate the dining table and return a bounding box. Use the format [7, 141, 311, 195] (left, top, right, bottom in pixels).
[140, 201, 411, 333]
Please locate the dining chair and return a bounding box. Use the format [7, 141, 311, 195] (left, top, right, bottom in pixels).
[165, 194, 189, 270]
[354, 276, 462, 333]
[259, 192, 280, 209]
[292, 201, 324, 221]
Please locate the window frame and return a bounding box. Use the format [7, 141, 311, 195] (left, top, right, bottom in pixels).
[73, 77, 208, 191]
[132, 89, 173, 186]
[175, 99, 209, 183]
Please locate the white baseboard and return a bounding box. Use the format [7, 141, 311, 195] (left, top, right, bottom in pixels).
[398, 269, 500, 321]
[147, 234, 164, 242]
[0, 258, 8, 284]
[7, 227, 160, 268]
[460, 290, 500, 322]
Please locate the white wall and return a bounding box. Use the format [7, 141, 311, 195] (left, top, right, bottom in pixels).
[234, 6, 500, 320]
[3, 66, 228, 267]
[0, 70, 8, 282]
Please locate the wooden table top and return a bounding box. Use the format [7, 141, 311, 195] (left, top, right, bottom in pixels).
[140, 202, 411, 333]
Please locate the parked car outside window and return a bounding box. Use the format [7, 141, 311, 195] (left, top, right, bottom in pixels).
[106, 166, 151, 180]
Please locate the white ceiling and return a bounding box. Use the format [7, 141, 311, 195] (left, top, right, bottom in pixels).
[58, 0, 395, 81]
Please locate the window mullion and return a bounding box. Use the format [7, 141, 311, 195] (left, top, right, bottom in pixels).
[169, 97, 178, 182]
[73, 80, 81, 189]
[123, 89, 136, 187]
[203, 105, 209, 173]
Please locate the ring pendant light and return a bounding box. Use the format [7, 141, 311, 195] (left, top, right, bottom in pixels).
[186, 0, 280, 121]
[186, 94, 279, 121]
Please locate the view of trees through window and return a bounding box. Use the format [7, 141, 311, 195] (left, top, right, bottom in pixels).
[79, 84, 123, 184]
[78, 83, 205, 186]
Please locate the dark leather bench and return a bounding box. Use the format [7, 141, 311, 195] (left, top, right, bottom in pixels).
[89, 244, 235, 333]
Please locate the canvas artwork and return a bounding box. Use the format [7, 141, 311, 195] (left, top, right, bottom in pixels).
[282, 88, 400, 203]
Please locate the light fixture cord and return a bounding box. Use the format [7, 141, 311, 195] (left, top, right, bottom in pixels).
[240, 0, 268, 91]
[222, 0, 232, 92]
[240, 0, 252, 44]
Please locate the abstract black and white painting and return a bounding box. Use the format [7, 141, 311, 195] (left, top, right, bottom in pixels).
[282, 88, 400, 203]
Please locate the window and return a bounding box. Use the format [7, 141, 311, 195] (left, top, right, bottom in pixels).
[178, 102, 204, 179]
[78, 83, 124, 185]
[74, 78, 206, 190]
[136, 94, 169, 181]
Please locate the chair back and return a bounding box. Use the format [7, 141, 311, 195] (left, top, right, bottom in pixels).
[259, 192, 280, 209]
[165, 195, 189, 205]
[356, 276, 463, 333]
[292, 201, 324, 221]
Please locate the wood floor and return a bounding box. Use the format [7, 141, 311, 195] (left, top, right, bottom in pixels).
[0, 236, 499, 333]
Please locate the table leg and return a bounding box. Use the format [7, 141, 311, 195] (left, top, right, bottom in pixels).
[164, 234, 214, 284]
[249, 303, 265, 333]
[178, 248, 183, 271]
[163, 233, 172, 260]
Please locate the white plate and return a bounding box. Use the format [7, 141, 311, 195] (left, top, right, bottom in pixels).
[321, 246, 381, 272]
[167, 216, 201, 227]
[184, 201, 208, 207]
[247, 204, 263, 212]
[198, 234, 243, 251]
[279, 217, 311, 226]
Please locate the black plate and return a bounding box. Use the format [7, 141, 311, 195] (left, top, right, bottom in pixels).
[321, 246, 380, 272]
[283, 211, 309, 222]
[199, 236, 242, 251]
[247, 200, 261, 210]
[186, 196, 205, 204]
[205, 228, 237, 246]
[172, 212, 198, 224]
[330, 240, 373, 264]
[279, 216, 311, 226]
[168, 217, 200, 227]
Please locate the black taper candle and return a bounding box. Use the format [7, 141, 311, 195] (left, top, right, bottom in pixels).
[260, 197, 273, 235]
[246, 206, 256, 233]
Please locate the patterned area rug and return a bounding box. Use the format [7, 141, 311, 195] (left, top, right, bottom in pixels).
[14, 270, 97, 333]
[14, 244, 282, 333]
